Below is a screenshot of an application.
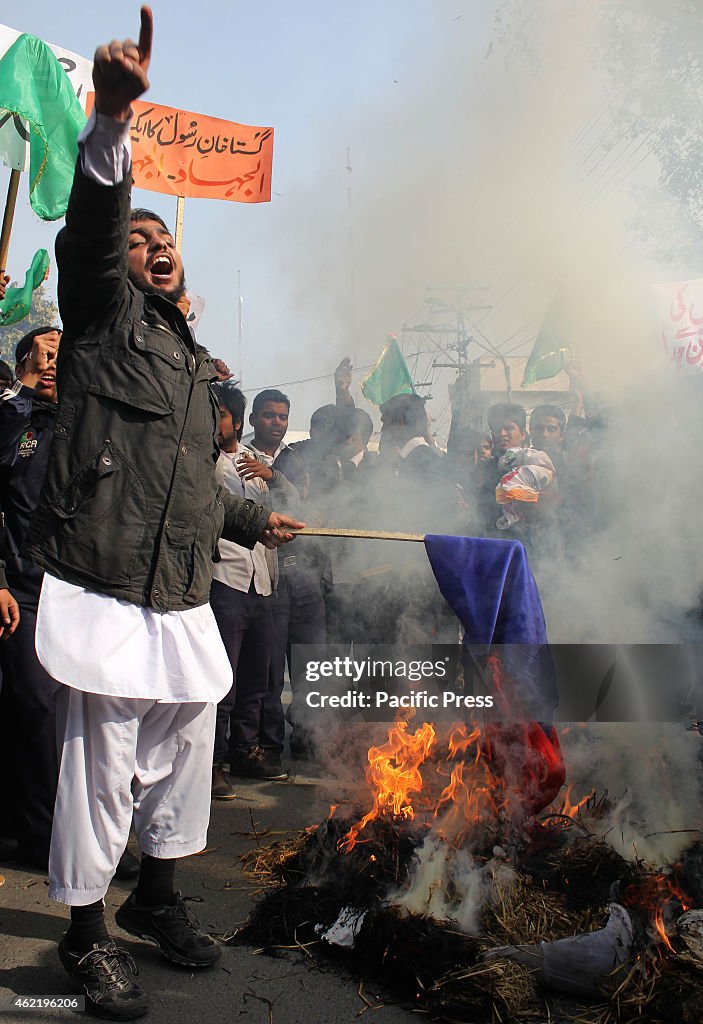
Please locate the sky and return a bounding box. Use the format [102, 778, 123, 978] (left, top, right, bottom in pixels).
[2, 1, 501, 430]
[0, 1, 691, 436]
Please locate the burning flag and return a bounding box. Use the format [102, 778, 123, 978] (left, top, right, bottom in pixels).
[424, 534, 565, 813]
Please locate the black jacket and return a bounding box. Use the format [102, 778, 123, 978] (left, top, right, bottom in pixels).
[0, 382, 56, 601]
[24, 165, 269, 610]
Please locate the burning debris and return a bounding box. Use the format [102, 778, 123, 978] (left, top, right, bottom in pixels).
[232, 716, 703, 1023]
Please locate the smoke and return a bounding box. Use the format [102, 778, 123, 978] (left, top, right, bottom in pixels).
[280, 2, 703, 867]
[558, 723, 703, 866]
[392, 835, 515, 935]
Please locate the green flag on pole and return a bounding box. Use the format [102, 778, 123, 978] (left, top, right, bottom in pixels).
[0, 248, 49, 326]
[0, 34, 86, 220]
[521, 292, 573, 387]
[361, 337, 415, 407]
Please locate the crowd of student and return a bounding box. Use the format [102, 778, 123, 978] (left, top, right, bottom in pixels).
[0, 326, 603, 849]
[0, 11, 610, 1017]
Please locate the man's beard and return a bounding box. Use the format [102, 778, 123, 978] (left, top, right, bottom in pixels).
[129, 268, 186, 305]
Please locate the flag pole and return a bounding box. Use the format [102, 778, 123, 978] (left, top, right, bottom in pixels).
[175, 195, 185, 253]
[293, 527, 425, 542]
[0, 169, 21, 274]
[237, 268, 243, 387]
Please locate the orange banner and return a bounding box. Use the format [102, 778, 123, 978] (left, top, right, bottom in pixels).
[86, 94, 273, 203]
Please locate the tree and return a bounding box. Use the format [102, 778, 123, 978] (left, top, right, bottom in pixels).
[0, 283, 60, 364]
[492, 0, 703, 268]
[599, 0, 703, 267]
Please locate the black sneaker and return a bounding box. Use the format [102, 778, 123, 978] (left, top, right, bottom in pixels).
[115, 849, 140, 881]
[115, 891, 221, 968]
[229, 745, 288, 781]
[262, 750, 289, 780]
[58, 939, 149, 1020]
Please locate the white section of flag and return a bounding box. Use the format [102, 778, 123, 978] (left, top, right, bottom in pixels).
[0, 23, 92, 172]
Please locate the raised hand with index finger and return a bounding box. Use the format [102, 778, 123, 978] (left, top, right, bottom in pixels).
[93, 6, 153, 122]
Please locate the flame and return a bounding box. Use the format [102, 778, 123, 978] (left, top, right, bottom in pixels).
[339, 718, 436, 852]
[653, 907, 675, 953]
[447, 723, 482, 759]
[433, 759, 509, 844]
[340, 712, 565, 853]
[622, 872, 692, 954]
[557, 784, 595, 818]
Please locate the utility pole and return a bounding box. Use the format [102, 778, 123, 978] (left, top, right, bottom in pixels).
[345, 146, 358, 362]
[402, 287, 494, 433]
[237, 269, 243, 388]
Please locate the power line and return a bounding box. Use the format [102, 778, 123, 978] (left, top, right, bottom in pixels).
[241, 364, 374, 394]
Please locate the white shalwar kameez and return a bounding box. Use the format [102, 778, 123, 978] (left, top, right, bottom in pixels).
[35, 111, 234, 906]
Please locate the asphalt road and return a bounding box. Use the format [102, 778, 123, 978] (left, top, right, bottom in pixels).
[0, 761, 416, 1024]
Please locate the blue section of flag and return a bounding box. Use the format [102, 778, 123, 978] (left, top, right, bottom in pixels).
[424, 535, 558, 721]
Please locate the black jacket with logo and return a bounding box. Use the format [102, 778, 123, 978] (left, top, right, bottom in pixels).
[24, 165, 269, 610]
[0, 383, 56, 601]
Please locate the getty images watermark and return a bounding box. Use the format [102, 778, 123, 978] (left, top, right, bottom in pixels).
[291, 644, 703, 723]
[304, 654, 494, 711]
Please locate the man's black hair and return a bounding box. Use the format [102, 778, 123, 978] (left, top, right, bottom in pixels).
[252, 389, 290, 414]
[379, 392, 428, 434]
[15, 326, 62, 364]
[447, 421, 482, 455]
[309, 404, 337, 434]
[334, 406, 373, 446]
[486, 401, 527, 432]
[0, 359, 13, 386]
[530, 404, 566, 431]
[130, 208, 171, 233]
[212, 382, 247, 441]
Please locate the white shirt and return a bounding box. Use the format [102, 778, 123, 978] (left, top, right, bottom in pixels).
[212, 448, 273, 596]
[35, 107, 232, 703]
[398, 436, 430, 459]
[247, 439, 288, 467]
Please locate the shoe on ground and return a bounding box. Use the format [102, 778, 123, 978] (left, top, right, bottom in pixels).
[229, 745, 288, 781]
[211, 763, 237, 800]
[289, 739, 317, 763]
[262, 750, 289, 780]
[58, 938, 149, 1021]
[115, 849, 140, 881]
[115, 890, 221, 968]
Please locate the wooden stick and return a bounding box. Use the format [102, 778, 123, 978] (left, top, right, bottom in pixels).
[175, 195, 185, 254]
[293, 526, 424, 542]
[0, 169, 21, 274]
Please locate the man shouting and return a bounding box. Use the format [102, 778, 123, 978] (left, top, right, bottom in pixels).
[24, 8, 304, 1018]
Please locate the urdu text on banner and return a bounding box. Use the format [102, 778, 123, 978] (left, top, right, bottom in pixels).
[651, 278, 703, 374]
[87, 94, 274, 203]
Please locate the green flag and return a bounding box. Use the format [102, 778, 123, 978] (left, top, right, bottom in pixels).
[0, 248, 50, 326]
[0, 34, 86, 220]
[522, 292, 573, 387]
[361, 337, 415, 407]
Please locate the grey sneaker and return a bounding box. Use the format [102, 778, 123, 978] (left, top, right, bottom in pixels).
[58, 939, 149, 1020]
